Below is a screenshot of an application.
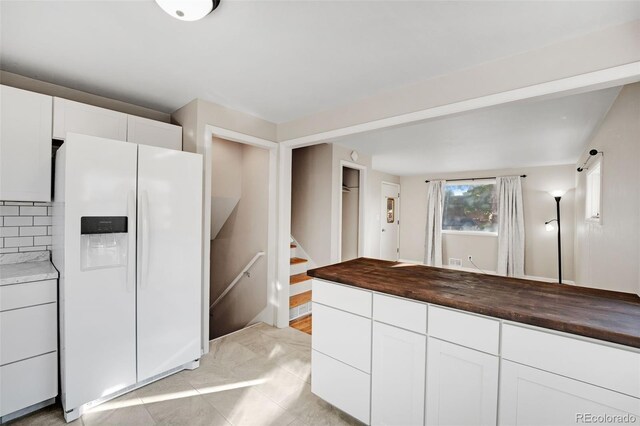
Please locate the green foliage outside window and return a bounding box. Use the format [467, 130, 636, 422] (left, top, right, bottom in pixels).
[443, 183, 498, 232]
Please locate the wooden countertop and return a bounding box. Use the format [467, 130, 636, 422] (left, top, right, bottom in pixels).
[307, 258, 640, 349]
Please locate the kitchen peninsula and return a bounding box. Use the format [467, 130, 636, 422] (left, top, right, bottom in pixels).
[307, 258, 640, 426]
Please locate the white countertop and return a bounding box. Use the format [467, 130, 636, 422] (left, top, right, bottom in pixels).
[0, 252, 58, 286]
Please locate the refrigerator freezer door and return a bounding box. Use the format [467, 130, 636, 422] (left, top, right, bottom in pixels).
[136, 144, 203, 381]
[60, 134, 138, 410]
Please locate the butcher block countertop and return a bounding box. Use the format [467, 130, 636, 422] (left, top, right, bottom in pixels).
[307, 258, 640, 349]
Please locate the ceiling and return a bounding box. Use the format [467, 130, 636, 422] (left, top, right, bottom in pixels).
[333, 87, 622, 176]
[1, 1, 639, 123]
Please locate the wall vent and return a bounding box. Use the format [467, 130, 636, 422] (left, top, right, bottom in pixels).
[448, 258, 462, 267]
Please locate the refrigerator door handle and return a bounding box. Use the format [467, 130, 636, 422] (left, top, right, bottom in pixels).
[140, 189, 150, 289]
[127, 190, 136, 293]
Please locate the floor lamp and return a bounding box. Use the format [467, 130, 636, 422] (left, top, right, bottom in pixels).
[545, 190, 565, 284]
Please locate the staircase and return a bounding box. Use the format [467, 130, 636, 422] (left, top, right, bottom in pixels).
[289, 238, 312, 333]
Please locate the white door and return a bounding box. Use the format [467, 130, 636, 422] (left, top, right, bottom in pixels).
[380, 182, 400, 261]
[0, 85, 52, 201]
[499, 360, 640, 426]
[59, 134, 138, 410]
[371, 321, 426, 426]
[136, 144, 203, 381]
[426, 338, 499, 426]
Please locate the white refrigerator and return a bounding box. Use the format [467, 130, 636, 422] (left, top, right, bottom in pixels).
[52, 133, 203, 420]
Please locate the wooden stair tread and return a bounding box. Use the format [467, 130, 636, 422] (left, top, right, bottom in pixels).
[290, 273, 312, 285]
[290, 290, 312, 308]
[290, 315, 312, 335]
[290, 257, 307, 265]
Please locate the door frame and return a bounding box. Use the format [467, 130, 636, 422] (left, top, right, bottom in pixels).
[380, 181, 400, 261]
[203, 126, 278, 347]
[338, 160, 367, 262]
[276, 63, 639, 328]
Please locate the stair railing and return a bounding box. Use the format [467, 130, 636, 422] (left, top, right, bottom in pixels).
[209, 251, 265, 310]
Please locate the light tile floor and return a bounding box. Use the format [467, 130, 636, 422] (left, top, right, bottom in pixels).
[9, 323, 362, 426]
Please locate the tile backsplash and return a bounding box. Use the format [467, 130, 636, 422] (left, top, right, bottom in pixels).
[0, 201, 53, 254]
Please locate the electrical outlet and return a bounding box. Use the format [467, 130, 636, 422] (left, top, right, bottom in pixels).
[467, 255, 473, 262]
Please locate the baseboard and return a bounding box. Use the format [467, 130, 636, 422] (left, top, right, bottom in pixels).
[397, 259, 574, 285]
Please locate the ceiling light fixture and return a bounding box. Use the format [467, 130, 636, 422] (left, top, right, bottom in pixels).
[155, 0, 220, 21]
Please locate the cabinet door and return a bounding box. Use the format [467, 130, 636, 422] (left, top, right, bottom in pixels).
[136, 144, 202, 381]
[127, 115, 182, 150]
[426, 338, 498, 426]
[499, 360, 640, 426]
[0, 352, 57, 417]
[371, 322, 426, 426]
[53, 98, 127, 141]
[0, 85, 52, 201]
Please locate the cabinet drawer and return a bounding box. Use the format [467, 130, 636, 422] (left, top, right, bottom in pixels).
[312, 279, 371, 317]
[312, 350, 370, 425]
[312, 302, 371, 372]
[0, 303, 57, 365]
[428, 306, 500, 355]
[373, 293, 427, 334]
[0, 352, 57, 417]
[502, 324, 640, 398]
[0, 280, 57, 312]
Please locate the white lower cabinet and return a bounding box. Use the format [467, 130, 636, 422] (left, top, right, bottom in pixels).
[499, 360, 640, 425]
[312, 350, 371, 424]
[311, 280, 640, 426]
[426, 338, 499, 426]
[371, 322, 426, 426]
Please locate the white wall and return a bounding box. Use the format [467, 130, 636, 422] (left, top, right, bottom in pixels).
[291, 144, 334, 266]
[172, 97, 278, 343]
[574, 83, 640, 295]
[331, 144, 401, 262]
[291, 143, 400, 266]
[210, 140, 270, 339]
[400, 165, 576, 281]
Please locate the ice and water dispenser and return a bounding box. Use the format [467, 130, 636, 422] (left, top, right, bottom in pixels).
[80, 216, 128, 270]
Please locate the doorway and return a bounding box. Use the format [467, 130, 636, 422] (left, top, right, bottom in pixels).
[209, 137, 271, 339]
[380, 182, 400, 261]
[341, 166, 361, 261]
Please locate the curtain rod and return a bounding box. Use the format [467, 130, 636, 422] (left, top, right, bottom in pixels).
[425, 175, 527, 183]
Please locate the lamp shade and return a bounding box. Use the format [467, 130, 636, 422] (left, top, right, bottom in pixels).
[549, 189, 566, 198]
[155, 0, 216, 21]
[545, 222, 556, 232]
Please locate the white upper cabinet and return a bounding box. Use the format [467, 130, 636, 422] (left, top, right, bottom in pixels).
[0, 85, 53, 202]
[53, 98, 127, 141]
[426, 337, 499, 426]
[371, 321, 426, 426]
[127, 115, 181, 151]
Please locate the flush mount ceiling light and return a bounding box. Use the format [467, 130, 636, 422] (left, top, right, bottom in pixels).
[155, 0, 220, 21]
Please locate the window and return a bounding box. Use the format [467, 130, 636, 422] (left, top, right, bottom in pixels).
[585, 160, 602, 222]
[442, 182, 498, 233]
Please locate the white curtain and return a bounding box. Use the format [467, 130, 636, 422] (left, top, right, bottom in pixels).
[497, 176, 525, 277]
[424, 180, 445, 267]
